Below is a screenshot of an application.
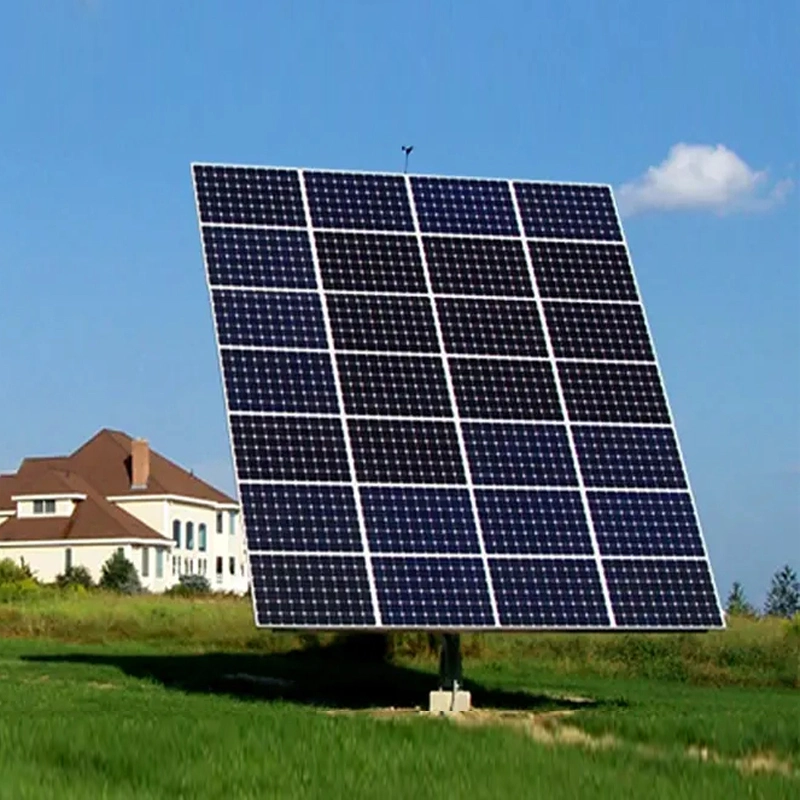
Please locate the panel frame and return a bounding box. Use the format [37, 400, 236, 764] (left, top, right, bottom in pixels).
[192, 162, 725, 632]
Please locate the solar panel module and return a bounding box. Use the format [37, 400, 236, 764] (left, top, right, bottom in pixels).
[192, 164, 725, 632]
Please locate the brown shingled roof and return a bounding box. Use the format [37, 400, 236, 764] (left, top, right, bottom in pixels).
[0, 428, 233, 543]
[70, 429, 234, 504]
[0, 468, 170, 544]
[0, 476, 17, 512]
[12, 469, 85, 499]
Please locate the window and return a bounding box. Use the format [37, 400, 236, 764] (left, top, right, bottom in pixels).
[198, 523, 207, 552]
[229, 511, 236, 536]
[173, 520, 181, 548]
[177, 556, 182, 574]
[33, 499, 56, 515]
[156, 550, 164, 579]
[216, 556, 223, 575]
[141, 547, 149, 578]
[229, 556, 235, 576]
[186, 522, 194, 550]
[117, 547, 124, 558]
[216, 512, 223, 534]
[172, 556, 176, 576]
[65, 548, 72, 571]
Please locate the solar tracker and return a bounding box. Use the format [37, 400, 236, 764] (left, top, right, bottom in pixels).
[192, 163, 724, 631]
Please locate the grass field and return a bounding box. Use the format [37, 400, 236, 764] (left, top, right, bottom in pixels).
[0, 591, 797, 798]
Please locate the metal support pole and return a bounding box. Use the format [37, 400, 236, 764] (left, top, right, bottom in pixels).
[438, 633, 462, 692]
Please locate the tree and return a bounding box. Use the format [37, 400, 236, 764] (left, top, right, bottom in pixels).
[99, 551, 141, 595]
[725, 581, 755, 617]
[763, 565, 800, 619]
[56, 565, 94, 590]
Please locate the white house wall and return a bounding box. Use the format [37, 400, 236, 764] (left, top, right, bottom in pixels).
[114, 497, 248, 594]
[15, 498, 76, 519]
[0, 542, 171, 592]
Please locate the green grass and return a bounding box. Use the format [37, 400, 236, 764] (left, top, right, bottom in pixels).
[0, 639, 797, 800]
[0, 592, 797, 798]
[1, 590, 797, 687]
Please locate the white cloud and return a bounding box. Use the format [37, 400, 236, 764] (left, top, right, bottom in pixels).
[617, 143, 792, 216]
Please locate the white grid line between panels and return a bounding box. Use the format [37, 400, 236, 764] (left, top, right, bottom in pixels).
[218, 344, 658, 367]
[227, 409, 674, 430]
[606, 188, 726, 627]
[297, 169, 384, 627]
[509, 179, 618, 628]
[238, 479, 693, 494]
[404, 173, 502, 628]
[249, 549, 712, 563]
[209, 284, 642, 306]
[202, 221, 625, 247]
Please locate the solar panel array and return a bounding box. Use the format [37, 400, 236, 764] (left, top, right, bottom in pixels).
[193, 164, 724, 631]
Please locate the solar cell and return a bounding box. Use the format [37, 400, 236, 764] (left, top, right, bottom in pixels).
[490, 558, 610, 627]
[450, 359, 562, 420]
[477, 490, 593, 555]
[251, 554, 375, 627]
[222, 350, 337, 413]
[372, 557, 494, 627]
[305, 171, 413, 231]
[193, 164, 723, 631]
[544, 301, 654, 361]
[412, 177, 518, 236]
[463, 423, 577, 486]
[437, 298, 547, 356]
[212, 290, 326, 348]
[361, 488, 480, 553]
[195, 165, 305, 226]
[327, 294, 439, 353]
[559, 361, 670, 424]
[337, 354, 451, 417]
[241, 485, 361, 551]
[527, 241, 637, 301]
[513, 182, 622, 241]
[203, 227, 316, 289]
[589, 492, 706, 556]
[604, 558, 723, 628]
[424, 236, 532, 297]
[315, 232, 425, 292]
[230, 415, 349, 481]
[574, 426, 687, 489]
[349, 419, 465, 484]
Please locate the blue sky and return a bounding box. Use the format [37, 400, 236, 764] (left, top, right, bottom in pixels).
[0, 0, 796, 605]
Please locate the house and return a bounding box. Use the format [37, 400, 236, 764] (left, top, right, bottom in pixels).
[0, 429, 248, 593]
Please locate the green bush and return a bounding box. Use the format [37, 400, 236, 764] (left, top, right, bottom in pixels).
[98, 551, 141, 595]
[55, 566, 94, 590]
[0, 558, 34, 585]
[165, 574, 211, 597]
[0, 577, 41, 603]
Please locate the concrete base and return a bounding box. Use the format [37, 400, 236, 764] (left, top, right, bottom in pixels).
[429, 690, 472, 714]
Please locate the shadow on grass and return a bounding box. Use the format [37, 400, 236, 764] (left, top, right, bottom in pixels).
[23, 636, 622, 712]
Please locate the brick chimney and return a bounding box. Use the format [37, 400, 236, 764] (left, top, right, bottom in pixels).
[131, 439, 150, 490]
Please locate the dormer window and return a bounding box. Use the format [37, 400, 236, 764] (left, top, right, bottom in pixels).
[33, 499, 56, 515]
